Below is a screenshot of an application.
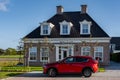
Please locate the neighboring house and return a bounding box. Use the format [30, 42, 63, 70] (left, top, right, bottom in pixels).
[110, 37, 120, 53]
[23, 5, 110, 66]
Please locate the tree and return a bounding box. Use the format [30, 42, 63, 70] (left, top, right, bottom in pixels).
[5, 48, 17, 55]
[0, 48, 5, 55]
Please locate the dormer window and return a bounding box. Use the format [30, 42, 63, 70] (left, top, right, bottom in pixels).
[80, 20, 92, 35]
[62, 25, 68, 34]
[43, 25, 48, 34]
[40, 22, 54, 35]
[60, 20, 73, 35]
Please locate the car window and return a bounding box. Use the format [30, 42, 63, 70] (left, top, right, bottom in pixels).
[64, 57, 74, 63]
[75, 57, 88, 62]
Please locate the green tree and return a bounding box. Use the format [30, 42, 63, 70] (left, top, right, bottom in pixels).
[0, 48, 5, 55]
[5, 48, 17, 55]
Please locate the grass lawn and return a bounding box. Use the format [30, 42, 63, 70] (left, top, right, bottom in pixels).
[0, 55, 24, 58]
[1, 66, 43, 72]
[99, 67, 105, 72]
[0, 72, 24, 79]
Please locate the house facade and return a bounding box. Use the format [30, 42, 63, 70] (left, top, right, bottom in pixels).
[23, 5, 110, 66]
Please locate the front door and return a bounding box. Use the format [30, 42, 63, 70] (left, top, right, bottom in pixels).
[56, 45, 74, 61]
[61, 49, 68, 59]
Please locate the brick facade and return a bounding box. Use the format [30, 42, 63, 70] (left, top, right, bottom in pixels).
[24, 42, 110, 66]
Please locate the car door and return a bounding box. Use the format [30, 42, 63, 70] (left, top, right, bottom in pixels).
[58, 57, 75, 73]
[70, 57, 88, 73]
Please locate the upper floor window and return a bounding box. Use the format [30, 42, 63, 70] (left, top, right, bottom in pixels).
[60, 20, 73, 35]
[40, 21, 54, 35]
[80, 20, 92, 35]
[82, 24, 89, 34]
[62, 25, 68, 34]
[43, 25, 48, 34]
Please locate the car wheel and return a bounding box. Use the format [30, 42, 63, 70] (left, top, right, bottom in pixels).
[48, 68, 57, 77]
[82, 68, 92, 77]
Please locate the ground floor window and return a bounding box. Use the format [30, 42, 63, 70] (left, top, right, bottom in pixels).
[40, 47, 49, 64]
[29, 47, 37, 61]
[94, 46, 103, 62]
[81, 46, 90, 56]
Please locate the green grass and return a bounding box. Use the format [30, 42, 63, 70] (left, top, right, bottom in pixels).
[0, 66, 43, 79]
[99, 68, 105, 72]
[0, 61, 19, 67]
[0, 55, 24, 58]
[0, 72, 24, 79]
[0, 66, 43, 72]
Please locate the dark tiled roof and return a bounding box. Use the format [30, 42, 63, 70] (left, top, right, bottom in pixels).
[111, 37, 120, 50]
[24, 11, 109, 38]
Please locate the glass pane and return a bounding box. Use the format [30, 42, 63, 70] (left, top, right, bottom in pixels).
[82, 47, 90, 56]
[41, 47, 49, 63]
[82, 24, 88, 33]
[76, 58, 88, 62]
[43, 25, 48, 34]
[62, 25, 68, 34]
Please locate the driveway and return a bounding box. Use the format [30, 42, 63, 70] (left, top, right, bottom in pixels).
[1, 61, 120, 80]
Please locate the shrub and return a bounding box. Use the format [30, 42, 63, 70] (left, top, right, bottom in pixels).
[111, 53, 120, 62]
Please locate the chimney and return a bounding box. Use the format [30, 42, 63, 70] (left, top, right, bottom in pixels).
[81, 5, 87, 13]
[56, 5, 63, 14]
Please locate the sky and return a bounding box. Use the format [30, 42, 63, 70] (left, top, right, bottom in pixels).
[0, 0, 120, 49]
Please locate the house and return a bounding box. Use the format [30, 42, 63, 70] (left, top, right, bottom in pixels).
[110, 37, 120, 53]
[23, 5, 110, 66]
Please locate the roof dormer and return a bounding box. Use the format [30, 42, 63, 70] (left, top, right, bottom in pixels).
[59, 20, 73, 35]
[79, 20, 92, 35]
[40, 21, 54, 35]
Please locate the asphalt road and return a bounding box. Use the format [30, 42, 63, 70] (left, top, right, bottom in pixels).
[1, 61, 120, 80]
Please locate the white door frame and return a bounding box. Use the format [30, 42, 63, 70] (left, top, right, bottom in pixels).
[61, 48, 68, 60]
[55, 44, 74, 61]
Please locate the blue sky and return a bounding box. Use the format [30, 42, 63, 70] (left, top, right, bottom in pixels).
[0, 0, 120, 49]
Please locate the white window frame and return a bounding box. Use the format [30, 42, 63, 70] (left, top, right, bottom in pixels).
[80, 20, 91, 34]
[40, 47, 49, 64]
[60, 20, 73, 35]
[81, 46, 90, 56]
[40, 22, 54, 35]
[29, 47, 37, 62]
[94, 46, 103, 62]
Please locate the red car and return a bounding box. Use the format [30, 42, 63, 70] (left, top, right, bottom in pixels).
[43, 56, 98, 77]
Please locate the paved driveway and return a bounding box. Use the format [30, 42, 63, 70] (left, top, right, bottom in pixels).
[1, 61, 120, 80]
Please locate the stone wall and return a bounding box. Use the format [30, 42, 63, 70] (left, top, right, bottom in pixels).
[24, 42, 110, 66]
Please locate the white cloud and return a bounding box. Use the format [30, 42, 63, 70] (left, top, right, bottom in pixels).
[0, 0, 9, 11]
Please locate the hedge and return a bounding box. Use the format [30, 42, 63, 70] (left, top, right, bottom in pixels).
[111, 53, 120, 62]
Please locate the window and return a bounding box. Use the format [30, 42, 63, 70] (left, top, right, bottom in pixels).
[65, 57, 74, 63]
[60, 20, 73, 35]
[43, 25, 48, 34]
[75, 58, 88, 62]
[80, 20, 91, 34]
[82, 24, 89, 34]
[29, 47, 37, 61]
[81, 47, 90, 56]
[94, 47, 103, 62]
[40, 22, 54, 35]
[40, 47, 49, 64]
[62, 25, 68, 34]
